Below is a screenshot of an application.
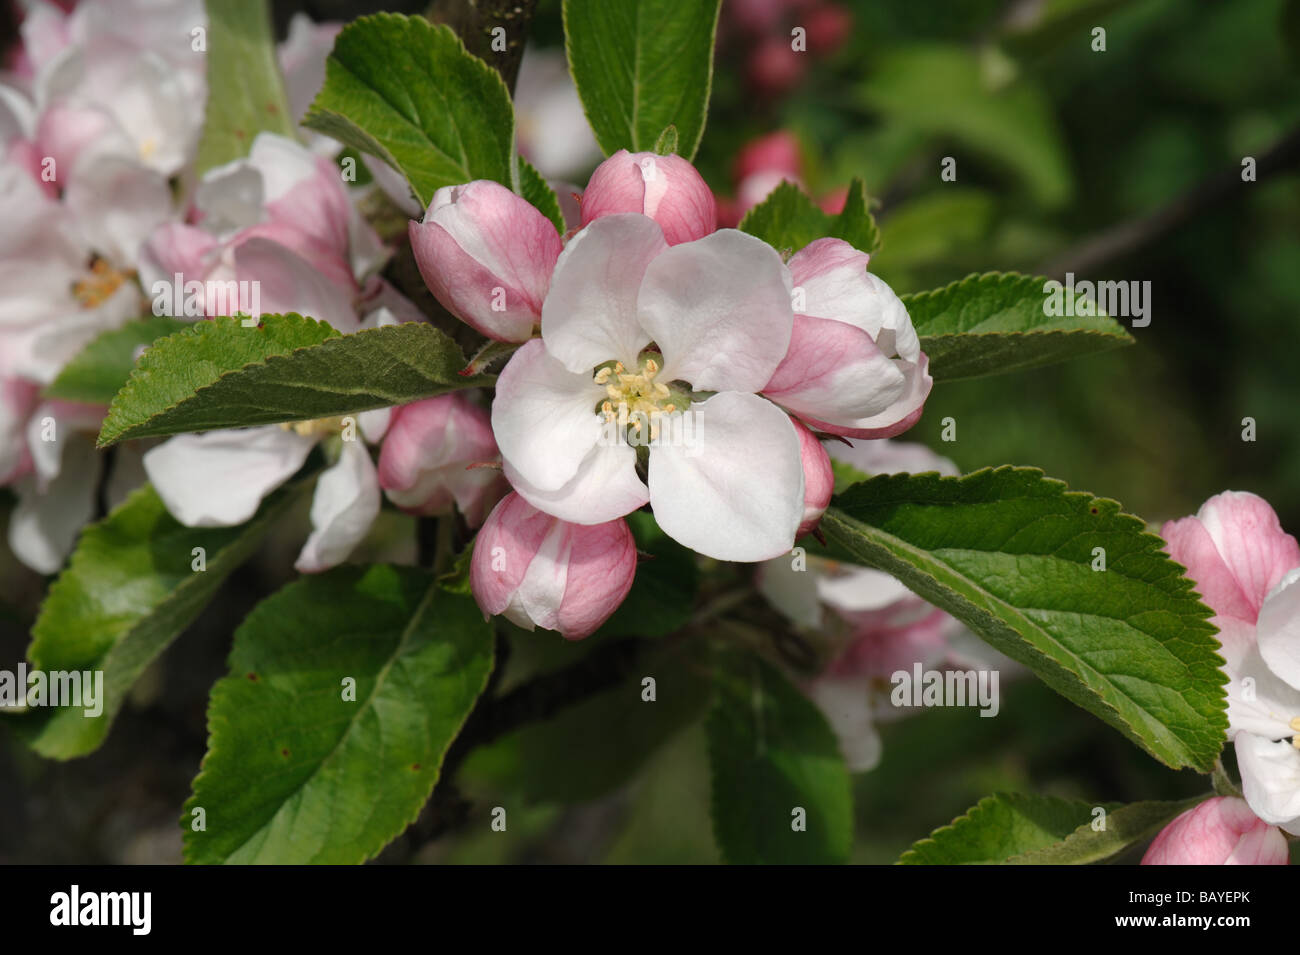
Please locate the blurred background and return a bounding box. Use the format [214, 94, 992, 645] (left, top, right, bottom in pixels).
[2, 0, 1298, 863]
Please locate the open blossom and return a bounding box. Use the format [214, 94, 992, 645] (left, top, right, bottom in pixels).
[579, 150, 717, 246]
[1142, 797, 1288, 865]
[490, 214, 805, 562]
[470, 491, 636, 640]
[763, 237, 931, 439]
[378, 392, 506, 527]
[759, 439, 973, 770]
[1162, 491, 1300, 832]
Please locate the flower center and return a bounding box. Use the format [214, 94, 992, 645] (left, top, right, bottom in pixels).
[73, 259, 130, 309]
[280, 416, 346, 438]
[594, 354, 688, 442]
[1291, 716, 1300, 748]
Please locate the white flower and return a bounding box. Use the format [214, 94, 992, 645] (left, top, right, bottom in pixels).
[491, 215, 806, 562]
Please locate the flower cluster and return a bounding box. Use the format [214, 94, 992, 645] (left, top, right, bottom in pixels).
[410, 149, 932, 638]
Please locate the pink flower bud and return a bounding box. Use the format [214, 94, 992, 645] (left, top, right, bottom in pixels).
[733, 131, 802, 184]
[470, 492, 637, 640]
[377, 393, 505, 527]
[1141, 797, 1289, 865]
[794, 419, 832, 537]
[410, 180, 563, 341]
[580, 150, 717, 246]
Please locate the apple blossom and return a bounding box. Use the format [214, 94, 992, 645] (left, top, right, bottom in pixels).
[378, 392, 506, 527]
[470, 491, 637, 640]
[794, 418, 833, 538]
[409, 179, 563, 342]
[763, 237, 932, 439]
[579, 149, 717, 246]
[1162, 491, 1300, 833]
[489, 213, 806, 562]
[1141, 797, 1288, 865]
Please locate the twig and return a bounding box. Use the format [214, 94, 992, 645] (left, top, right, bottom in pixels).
[426, 0, 540, 93]
[1042, 126, 1300, 277]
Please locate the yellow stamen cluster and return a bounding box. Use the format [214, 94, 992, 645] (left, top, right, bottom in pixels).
[73, 259, 129, 309]
[280, 416, 346, 438]
[1291, 716, 1300, 749]
[595, 357, 678, 442]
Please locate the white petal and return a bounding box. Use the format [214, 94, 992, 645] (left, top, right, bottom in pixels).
[808, 676, 882, 772]
[817, 565, 912, 614]
[540, 214, 665, 372]
[144, 427, 315, 527]
[503, 441, 647, 525]
[295, 440, 380, 573]
[637, 229, 793, 393]
[1257, 566, 1300, 692]
[756, 555, 824, 628]
[7, 436, 98, 574]
[1225, 644, 1300, 741]
[1236, 734, 1300, 831]
[65, 154, 174, 266]
[491, 339, 605, 492]
[647, 392, 802, 561]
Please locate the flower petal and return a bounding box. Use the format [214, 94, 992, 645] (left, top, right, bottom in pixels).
[800, 352, 932, 439]
[647, 391, 802, 561]
[807, 676, 882, 772]
[7, 434, 98, 574]
[1236, 734, 1300, 832]
[764, 314, 905, 424]
[637, 229, 793, 393]
[1258, 567, 1300, 693]
[143, 426, 315, 527]
[491, 339, 605, 492]
[1196, 491, 1300, 619]
[540, 213, 665, 371]
[295, 439, 381, 573]
[788, 237, 919, 361]
[503, 440, 647, 525]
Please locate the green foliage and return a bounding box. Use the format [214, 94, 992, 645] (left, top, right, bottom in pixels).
[906, 272, 1134, 380]
[23, 481, 306, 758]
[707, 655, 853, 864]
[821, 468, 1227, 771]
[563, 0, 721, 160]
[45, 318, 190, 406]
[518, 155, 566, 233]
[98, 316, 490, 446]
[197, 0, 296, 173]
[304, 14, 516, 206]
[183, 565, 493, 863]
[739, 179, 882, 255]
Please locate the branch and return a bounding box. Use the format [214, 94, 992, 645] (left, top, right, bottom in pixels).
[426, 0, 539, 93]
[1041, 126, 1300, 277]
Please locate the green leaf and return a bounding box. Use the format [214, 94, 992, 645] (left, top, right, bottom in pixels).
[899, 793, 1112, 864]
[518, 155, 565, 234]
[654, 124, 679, 155]
[197, 0, 296, 174]
[599, 511, 698, 639]
[1010, 796, 1209, 864]
[563, 0, 722, 161]
[303, 14, 516, 208]
[45, 317, 189, 405]
[464, 641, 709, 804]
[97, 315, 491, 447]
[183, 565, 493, 864]
[21, 481, 305, 759]
[707, 655, 852, 864]
[906, 272, 1135, 380]
[739, 178, 882, 256]
[861, 44, 1072, 208]
[820, 468, 1227, 771]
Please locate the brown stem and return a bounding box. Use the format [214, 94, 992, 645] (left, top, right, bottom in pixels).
[1041, 126, 1300, 278]
[426, 0, 540, 93]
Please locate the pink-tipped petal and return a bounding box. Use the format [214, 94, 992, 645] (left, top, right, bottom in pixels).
[409, 180, 562, 342]
[794, 419, 832, 537]
[1141, 797, 1289, 865]
[580, 150, 717, 246]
